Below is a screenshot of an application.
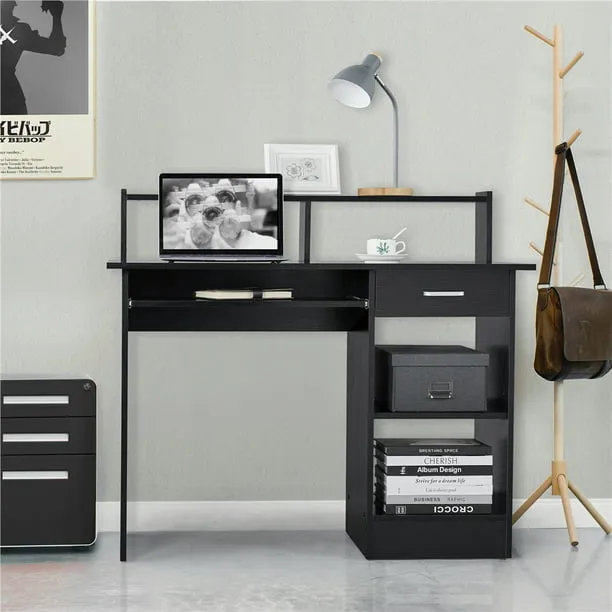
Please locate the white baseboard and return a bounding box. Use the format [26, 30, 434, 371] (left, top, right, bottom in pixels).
[97, 498, 612, 533]
[97, 501, 345, 533]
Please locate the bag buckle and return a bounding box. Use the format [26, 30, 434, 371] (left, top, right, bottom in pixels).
[595, 284, 607, 290]
[537, 284, 551, 290]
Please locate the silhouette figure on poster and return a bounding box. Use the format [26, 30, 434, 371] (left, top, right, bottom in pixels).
[1, 1, 66, 115]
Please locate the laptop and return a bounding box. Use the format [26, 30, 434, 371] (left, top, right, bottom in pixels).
[159, 173, 286, 261]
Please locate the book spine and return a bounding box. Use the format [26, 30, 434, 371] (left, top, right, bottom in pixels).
[377, 476, 493, 496]
[375, 493, 493, 505]
[375, 452, 493, 467]
[375, 468, 492, 487]
[378, 504, 492, 515]
[375, 445, 492, 456]
[379, 464, 493, 476]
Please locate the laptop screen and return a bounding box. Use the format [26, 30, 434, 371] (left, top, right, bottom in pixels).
[159, 173, 283, 256]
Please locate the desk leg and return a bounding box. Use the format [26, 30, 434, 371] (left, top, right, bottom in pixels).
[120, 271, 129, 561]
[299, 200, 312, 264]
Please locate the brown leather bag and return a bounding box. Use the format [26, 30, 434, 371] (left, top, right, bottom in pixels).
[534, 142, 612, 381]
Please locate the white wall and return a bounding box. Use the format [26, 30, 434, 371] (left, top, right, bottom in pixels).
[1, 1, 610, 502]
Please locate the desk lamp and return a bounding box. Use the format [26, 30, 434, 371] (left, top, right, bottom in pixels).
[329, 53, 413, 196]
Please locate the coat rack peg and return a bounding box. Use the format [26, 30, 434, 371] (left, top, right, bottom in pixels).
[524, 25, 554, 47]
[524, 197, 550, 217]
[559, 51, 584, 78]
[569, 273, 585, 287]
[567, 129, 582, 147]
[529, 241, 557, 265]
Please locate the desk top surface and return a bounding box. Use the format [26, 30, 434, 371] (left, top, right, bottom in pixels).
[107, 260, 536, 271]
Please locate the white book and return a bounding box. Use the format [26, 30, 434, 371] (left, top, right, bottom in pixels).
[380, 475, 493, 496]
[380, 494, 493, 505]
[383, 485, 494, 496]
[378, 454, 493, 467]
[194, 288, 293, 300]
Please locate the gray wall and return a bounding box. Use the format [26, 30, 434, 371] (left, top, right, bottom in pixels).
[1, 1, 611, 502]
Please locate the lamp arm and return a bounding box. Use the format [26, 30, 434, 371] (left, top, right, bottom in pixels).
[374, 74, 399, 188]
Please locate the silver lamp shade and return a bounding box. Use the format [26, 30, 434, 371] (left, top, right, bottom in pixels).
[328, 54, 382, 108]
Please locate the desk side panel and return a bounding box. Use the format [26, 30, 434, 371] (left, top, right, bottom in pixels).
[346, 273, 375, 554]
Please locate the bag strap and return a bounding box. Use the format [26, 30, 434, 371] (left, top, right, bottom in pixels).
[538, 143, 606, 289]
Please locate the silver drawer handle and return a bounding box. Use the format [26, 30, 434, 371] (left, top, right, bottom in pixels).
[423, 291, 465, 297]
[2, 471, 69, 481]
[2, 433, 69, 443]
[2, 395, 69, 405]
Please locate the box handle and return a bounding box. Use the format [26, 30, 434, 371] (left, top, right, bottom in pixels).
[2, 433, 69, 443]
[2, 471, 69, 481]
[427, 382, 454, 400]
[422, 291, 465, 297]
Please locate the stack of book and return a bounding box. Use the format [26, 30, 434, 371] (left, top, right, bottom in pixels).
[194, 288, 293, 300]
[374, 438, 493, 515]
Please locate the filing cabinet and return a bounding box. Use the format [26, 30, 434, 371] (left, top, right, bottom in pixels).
[1, 378, 96, 548]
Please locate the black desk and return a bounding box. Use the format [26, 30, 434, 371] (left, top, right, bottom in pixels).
[108, 191, 535, 561]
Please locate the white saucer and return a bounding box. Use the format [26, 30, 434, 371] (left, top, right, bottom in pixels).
[356, 253, 406, 264]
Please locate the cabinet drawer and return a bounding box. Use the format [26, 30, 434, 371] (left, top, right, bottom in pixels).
[1, 455, 96, 547]
[1, 379, 96, 418]
[375, 270, 510, 317]
[1, 418, 95, 456]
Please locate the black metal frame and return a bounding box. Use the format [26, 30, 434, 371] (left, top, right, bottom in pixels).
[114, 189, 509, 562]
[120, 190, 493, 266]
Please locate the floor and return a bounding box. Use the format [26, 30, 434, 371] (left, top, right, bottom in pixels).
[1, 530, 610, 612]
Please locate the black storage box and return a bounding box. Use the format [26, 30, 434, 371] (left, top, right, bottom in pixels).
[376, 345, 489, 413]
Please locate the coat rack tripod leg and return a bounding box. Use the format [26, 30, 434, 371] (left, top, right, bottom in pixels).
[567, 481, 612, 534]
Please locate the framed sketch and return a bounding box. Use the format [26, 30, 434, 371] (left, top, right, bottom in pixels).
[264, 144, 340, 194]
[1, 0, 96, 180]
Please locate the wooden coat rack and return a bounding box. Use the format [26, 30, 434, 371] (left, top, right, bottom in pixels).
[512, 24, 611, 546]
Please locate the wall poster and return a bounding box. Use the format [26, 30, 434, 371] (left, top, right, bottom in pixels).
[1, 0, 95, 179]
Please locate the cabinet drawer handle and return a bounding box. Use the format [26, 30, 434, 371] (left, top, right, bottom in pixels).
[422, 291, 465, 297]
[2, 395, 69, 405]
[2, 471, 69, 481]
[2, 433, 69, 443]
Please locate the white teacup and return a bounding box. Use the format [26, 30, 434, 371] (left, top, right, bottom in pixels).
[366, 238, 406, 256]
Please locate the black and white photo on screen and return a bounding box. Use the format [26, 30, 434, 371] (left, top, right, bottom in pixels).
[161, 177, 280, 251]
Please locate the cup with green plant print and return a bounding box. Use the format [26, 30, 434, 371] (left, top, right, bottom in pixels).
[366, 238, 406, 256]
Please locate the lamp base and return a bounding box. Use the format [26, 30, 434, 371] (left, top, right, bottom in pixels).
[358, 186, 414, 196]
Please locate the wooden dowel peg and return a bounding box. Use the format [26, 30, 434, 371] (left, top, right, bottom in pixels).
[567, 129, 582, 147]
[560, 51, 584, 78]
[569, 273, 585, 287]
[524, 197, 550, 216]
[524, 25, 554, 47]
[529, 242, 557, 265]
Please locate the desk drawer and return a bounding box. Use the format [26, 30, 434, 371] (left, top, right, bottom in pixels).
[1, 418, 95, 456]
[375, 270, 510, 317]
[1, 379, 96, 418]
[1, 454, 96, 547]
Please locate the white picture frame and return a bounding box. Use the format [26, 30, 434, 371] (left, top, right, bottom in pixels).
[264, 144, 341, 194]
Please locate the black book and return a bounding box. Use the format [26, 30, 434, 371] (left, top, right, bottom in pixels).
[375, 438, 492, 456]
[377, 503, 492, 515]
[377, 462, 493, 476]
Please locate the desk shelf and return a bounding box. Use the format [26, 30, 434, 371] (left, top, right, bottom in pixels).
[128, 296, 369, 332]
[374, 410, 508, 420]
[129, 298, 368, 309]
[374, 398, 508, 419]
[372, 512, 507, 523]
